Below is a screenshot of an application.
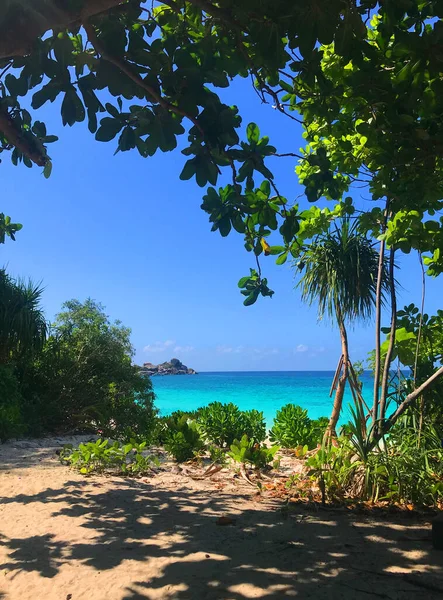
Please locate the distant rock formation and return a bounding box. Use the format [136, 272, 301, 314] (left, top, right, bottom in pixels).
[140, 357, 197, 376]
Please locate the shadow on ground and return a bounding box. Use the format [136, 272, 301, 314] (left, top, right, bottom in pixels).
[0, 477, 442, 599]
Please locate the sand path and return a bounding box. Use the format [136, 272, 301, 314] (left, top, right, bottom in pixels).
[0, 437, 442, 599]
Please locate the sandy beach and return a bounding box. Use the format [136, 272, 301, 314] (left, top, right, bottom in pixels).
[1, 436, 442, 600]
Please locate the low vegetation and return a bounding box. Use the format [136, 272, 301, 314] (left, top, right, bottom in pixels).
[269, 404, 328, 450]
[60, 438, 159, 476]
[0, 276, 156, 442]
[197, 402, 266, 447]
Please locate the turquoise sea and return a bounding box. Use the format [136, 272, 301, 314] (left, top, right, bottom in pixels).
[152, 371, 374, 427]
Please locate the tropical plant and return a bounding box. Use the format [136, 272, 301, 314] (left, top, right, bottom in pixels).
[154, 409, 202, 445]
[2, 2, 443, 310]
[3, 1, 443, 445]
[380, 305, 443, 436]
[0, 364, 23, 441]
[18, 298, 156, 438]
[208, 444, 228, 465]
[197, 402, 266, 447]
[163, 415, 204, 462]
[60, 438, 159, 475]
[228, 435, 279, 470]
[269, 404, 327, 449]
[0, 269, 47, 364]
[297, 219, 389, 438]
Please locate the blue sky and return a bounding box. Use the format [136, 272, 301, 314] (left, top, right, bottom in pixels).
[1, 79, 441, 371]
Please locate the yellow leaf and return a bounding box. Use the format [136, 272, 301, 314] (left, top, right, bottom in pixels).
[260, 238, 271, 256]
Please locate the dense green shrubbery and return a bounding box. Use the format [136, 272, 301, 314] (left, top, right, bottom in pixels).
[228, 435, 279, 469]
[0, 365, 23, 441]
[269, 404, 328, 449]
[154, 409, 202, 446]
[1, 296, 157, 441]
[197, 401, 266, 447]
[60, 438, 159, 475]
[304, 415, 443, 507]
[163, 415, 205, 462]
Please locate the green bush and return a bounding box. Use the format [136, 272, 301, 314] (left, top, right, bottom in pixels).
[228, 435, 279, 469]
[269, 404, 327, 449]
[17, 299, 157, 439]
[163, 415, 205, 462]
[197, 402, 266, 447]
[304, 426, 443, 507]
[0, 365, 24, 441]
[60, 438, 159, 475]
[208, 444, 228, 465]
[153, 409, 202, 445]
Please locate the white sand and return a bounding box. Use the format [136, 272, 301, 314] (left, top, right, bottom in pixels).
[0, 436, 442, 600]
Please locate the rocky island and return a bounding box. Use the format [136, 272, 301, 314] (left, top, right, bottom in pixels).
[140, 357, 197, 376]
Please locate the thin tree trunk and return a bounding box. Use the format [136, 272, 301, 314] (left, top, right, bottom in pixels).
[369, 365, 443, 450]
[413, 252, 426, 385]
[379, 246, 397, 428]
[415, 252, 426, 446]
[325, 312, 349, 440]
[372, 201, 390, 429]
[372, 236, 385, 428]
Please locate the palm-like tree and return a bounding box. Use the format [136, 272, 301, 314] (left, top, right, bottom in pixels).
[297, 218, 388, 439]
[0, 269, 47, 364]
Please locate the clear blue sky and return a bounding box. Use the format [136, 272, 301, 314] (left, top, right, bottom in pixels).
[1, 79, 441, 371]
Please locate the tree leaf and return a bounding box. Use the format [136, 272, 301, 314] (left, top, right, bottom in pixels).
[95, 118, 124, 142]
[246, 123, 260, 144]
[43, 160, 52, 179]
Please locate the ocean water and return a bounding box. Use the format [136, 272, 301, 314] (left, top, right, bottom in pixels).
[151, 371, 374, 427]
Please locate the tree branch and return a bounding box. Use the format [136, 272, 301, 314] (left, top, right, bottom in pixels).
[83, 21, 205, 139]
[382, 366, 443, 434]
[0, 0, 129, 59]
[0, 107, 47, 166]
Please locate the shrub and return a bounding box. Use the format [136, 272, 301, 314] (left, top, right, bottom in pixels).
[208, 444, 228, 465]
[18, 299, 157, 439]
[228, 435, 280, 469]
[197, 402, 266, 447]
[153, 409, 202, 445]
[269, 404, 327, 449]
[60, 438, 159, 475]
[163, 415, 205, 462]
[303, 425, 443, 507]
[0, 365, 24, 441]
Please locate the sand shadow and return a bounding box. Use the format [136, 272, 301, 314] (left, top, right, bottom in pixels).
[1, 478, 442, 599]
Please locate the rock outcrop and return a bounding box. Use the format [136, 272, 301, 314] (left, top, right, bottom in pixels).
[140, 357, 197, 376]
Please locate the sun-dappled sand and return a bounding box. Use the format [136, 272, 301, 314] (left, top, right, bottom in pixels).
[1, 436, 443, 600]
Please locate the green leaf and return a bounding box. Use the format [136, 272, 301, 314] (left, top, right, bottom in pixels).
[180, 159, 196, 181]
[61, 90, 85, 126]
[43, 161, 52, 179]
[118, 126, 136, 151]
[269, 245, 285, 255]
[95, 118, 124, 142]
[243, 289, 259, 306]
[246, 123, 260, 144]
[276, 251, 288, 265]
[106, 103, 120, 118]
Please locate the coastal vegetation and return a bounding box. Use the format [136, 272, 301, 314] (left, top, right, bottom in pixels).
[0, 284, 156, 442]
[1, 0, 443, 515]
[296, 219, 389, 438]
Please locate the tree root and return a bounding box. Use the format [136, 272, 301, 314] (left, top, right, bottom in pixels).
[239, 463, 256, 487]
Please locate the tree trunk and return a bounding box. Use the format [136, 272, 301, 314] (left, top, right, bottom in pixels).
[369, 365, 443, 450]
[372, 237, 385, 428]
[325, 313, 349, 440]
[378, 246, 397, 429]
